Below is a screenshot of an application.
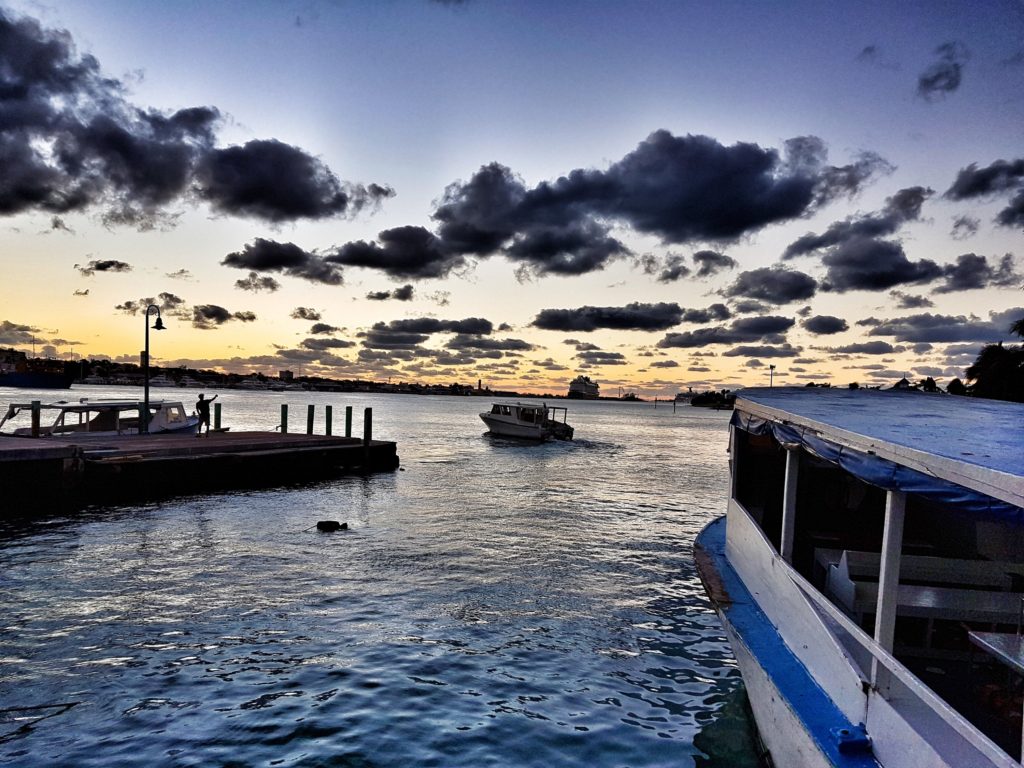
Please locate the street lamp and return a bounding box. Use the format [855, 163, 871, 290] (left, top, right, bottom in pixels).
[142, 304, 165, 434]
[769, 364, 776, 387]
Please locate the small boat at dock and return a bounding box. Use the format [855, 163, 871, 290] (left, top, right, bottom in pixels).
[479, 402, 574, 441]
[0, 398, 200, 437]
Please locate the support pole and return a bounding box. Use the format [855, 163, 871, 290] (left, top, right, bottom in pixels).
[345, 406, 353, 438]
[872, 490, 906, 689]
[281, 404, 288, 434]
[31, 400, 41, 438]
[780, 447, 800, 563]
[306, 404, 315, 435]
[363, 407, 372, 446]
[325, 405, 332, 436]
[214, 402, 221, 431]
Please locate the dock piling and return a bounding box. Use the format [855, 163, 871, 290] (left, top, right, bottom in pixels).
[31, 400, 41, 438]
[345, 406, 353, 438]
[325, 405, 333, 436]
[306, 404, 315, 435]
[281, 404, 288, 434]
[214, 402, 221, 430]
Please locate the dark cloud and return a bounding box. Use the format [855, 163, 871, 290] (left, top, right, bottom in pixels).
[722, 344, 801, 358]
[532, 302, 684, 332]
[0, 8, 388, 226]
[802, 315, 849, 335]
[783, 186, 931, 259]
[998, 190, 1024, 228]
[222, 238, 342, 285]
[652, 253, 691, 282]
[693, 250, 737, 277]
[301, 337, 355, 351]
[946, 158, 1024, 199]
[75, 259, 132, 276]
[195, 140, 393, 223]
[291, 307, 321, 321]
[829, 341, 897, 355]
[917, 42, 969, 101]
[114, 292, 186, 316]
[361, 317, 493, 350]
[657, 315, 795, 348]
[681, 304, 732, 324]
[234, 271, 281, 292]
[866, 308, 1024, 343]
[819, 238, 942, 292]
[392, 284, 414, 301]
[650, 360, 679, 368]
[329, 226, 462, 280]
[446, 335, 534, 351]
[889, 290, 935, 309]
[934, 253, 1022, 293]
[576, 350, 627, 366]
[309, 323, 339, 335]
[49, 216, 72, 233]
[166, 268, 193, 280]
[0, 320, 39, 344]
[331, 132, 888, 281]
[723, 266, 817, 304]
[73, 288, 89, 296]
[731, 299, 771, 315]
[192, 304, 255, 329]
[951, 215, 979, 240]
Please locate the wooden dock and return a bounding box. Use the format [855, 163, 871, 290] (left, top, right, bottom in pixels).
[0, 431, 399, 511]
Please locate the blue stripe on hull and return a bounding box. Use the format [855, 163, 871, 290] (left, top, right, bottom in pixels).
[695, 517, 881, 768]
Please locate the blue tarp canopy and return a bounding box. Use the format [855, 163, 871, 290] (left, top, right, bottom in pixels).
[731, 409, 1024, 524]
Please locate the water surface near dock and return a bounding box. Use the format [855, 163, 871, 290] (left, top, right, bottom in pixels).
[0, 387, 757, 766]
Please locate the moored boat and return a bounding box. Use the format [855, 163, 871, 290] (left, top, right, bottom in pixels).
[694, 386, 1024, 767]
[0, 398, 200, 437]
[567, 375, 599, 399]
[479, 402, 574, 441]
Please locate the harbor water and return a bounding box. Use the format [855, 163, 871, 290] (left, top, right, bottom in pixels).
[0, 387, 759, 767]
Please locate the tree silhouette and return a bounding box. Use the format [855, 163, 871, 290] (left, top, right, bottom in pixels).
[964, 317, 1024, 403]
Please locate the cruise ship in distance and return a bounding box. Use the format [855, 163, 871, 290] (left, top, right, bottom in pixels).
[567, 375, 599, 399]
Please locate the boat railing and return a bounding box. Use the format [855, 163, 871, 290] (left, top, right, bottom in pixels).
[729, 497, 1016, 767]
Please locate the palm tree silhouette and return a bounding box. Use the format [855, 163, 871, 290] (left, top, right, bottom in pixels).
[964, 317, 1024, 402]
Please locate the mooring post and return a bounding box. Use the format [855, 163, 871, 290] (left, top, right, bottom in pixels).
[214, 402, 221, 430]
[31, 400, 41, 438]
[345, 406, 353, 438]
[325, 405, 333, 436]
[306, 404, 315, 435]
[363, 408, 372, 446]
[672, 399, 676, 413]
[281, 404, 289, 434]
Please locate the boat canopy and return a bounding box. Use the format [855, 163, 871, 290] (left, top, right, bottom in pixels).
[732, 389, 1024, 523]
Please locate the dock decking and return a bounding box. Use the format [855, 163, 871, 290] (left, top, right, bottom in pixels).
[0, 431, 399, 511]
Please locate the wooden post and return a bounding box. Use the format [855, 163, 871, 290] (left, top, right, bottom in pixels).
[281, 404, 288, 434]
[363, 407, 372, 446]
[325, 405, 332, 436]
[214, 402, 221, 431]
[345, 406, 353, 437]
[780, 447, 800, 563]
[872, 490, 906, 689]
[137, 401, 146, 434]
[306, 404, 315, 435]
[31, 400, 41, 438]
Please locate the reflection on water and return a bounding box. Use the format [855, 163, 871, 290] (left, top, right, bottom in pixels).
[0, 388, 756, 766]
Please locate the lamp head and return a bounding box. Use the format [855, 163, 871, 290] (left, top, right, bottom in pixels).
[152, 317, 166, 331]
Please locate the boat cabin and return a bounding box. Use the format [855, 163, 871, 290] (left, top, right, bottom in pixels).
[725, 387, 1024, 765]
[1, 399, 196, 437]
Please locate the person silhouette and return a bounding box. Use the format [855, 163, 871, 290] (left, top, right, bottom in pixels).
[195, 393, 218, 436]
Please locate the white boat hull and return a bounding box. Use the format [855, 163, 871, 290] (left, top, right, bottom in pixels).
[479, 414, 546, 440]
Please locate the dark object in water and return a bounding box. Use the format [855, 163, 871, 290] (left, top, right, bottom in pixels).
[316, 520, 348, 532]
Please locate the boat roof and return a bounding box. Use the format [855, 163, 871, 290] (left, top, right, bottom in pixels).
[735, 387, 1024, 510]
[7, 399, 183, 411]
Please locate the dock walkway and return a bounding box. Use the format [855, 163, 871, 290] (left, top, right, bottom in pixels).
[0, 431, 399, 511]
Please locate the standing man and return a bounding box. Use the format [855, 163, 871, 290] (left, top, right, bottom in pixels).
[196, 393, 218, 436]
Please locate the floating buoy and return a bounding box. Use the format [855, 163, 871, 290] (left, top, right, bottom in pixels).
[316, 520, 348, 532]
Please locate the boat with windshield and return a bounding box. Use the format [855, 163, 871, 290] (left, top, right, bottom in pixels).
[479, 402, 574, 441]
[0, 398, 200, 438]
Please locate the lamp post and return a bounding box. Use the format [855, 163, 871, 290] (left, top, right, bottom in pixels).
[769, 364, 776, 387]
[142, 304, 165, 434]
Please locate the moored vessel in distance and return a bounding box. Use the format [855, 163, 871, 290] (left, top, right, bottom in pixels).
[695, 386, 1024, 767]
[0, 351, 75, 389]
[567, 375, 599, 399]
[479, 402, 573, 441]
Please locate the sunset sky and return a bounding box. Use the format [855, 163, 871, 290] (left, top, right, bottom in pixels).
[1, 0, 1022, 396]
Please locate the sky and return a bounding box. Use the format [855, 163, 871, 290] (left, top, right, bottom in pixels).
[0, 0, 1022, 396]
